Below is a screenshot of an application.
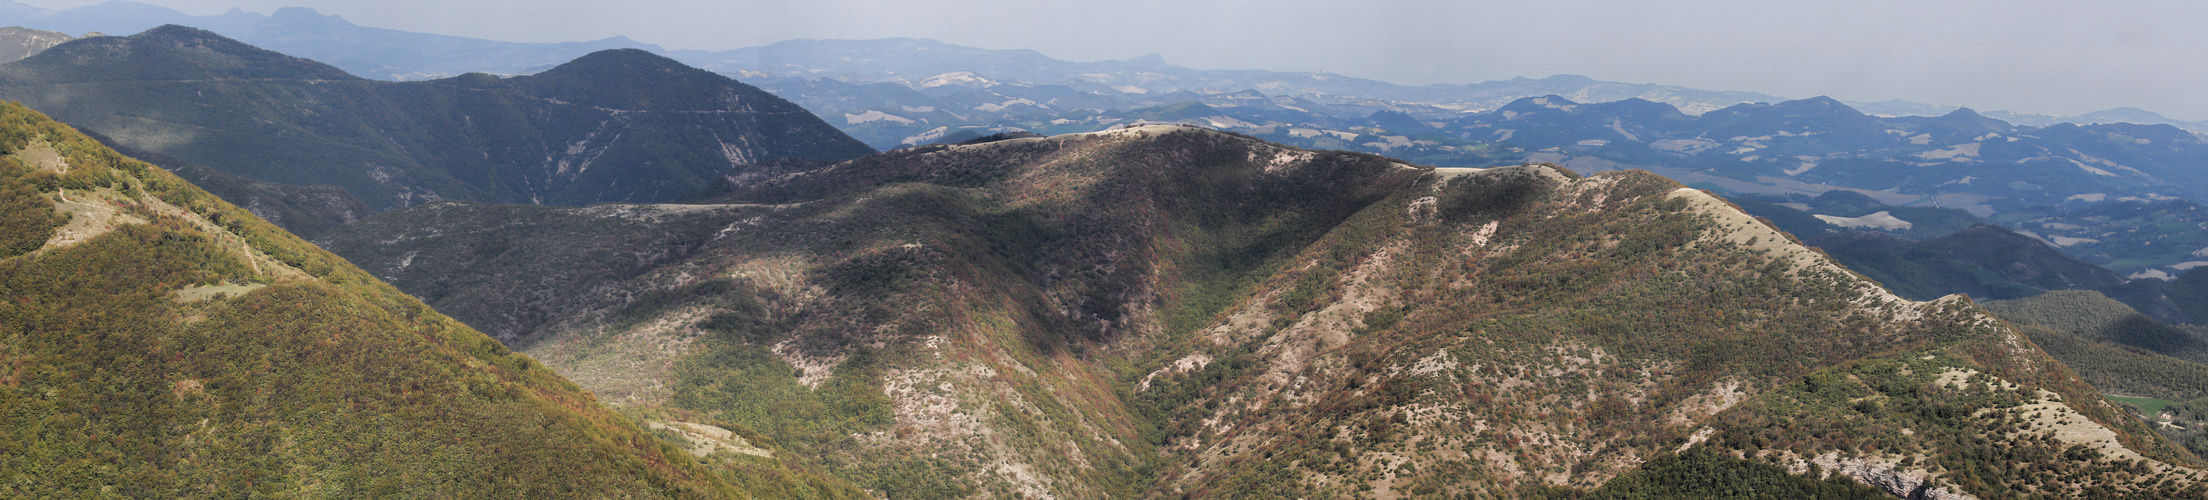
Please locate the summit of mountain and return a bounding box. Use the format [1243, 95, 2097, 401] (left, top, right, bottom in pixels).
[1582, 96, 1696, 122]
[1883, 107, 2017, 143]
[0, 27, 873, 211]
[512, 48, 762, 110]
[6, 24, 354, 82]
[2077, 107, 2188, 126]
[319, 125, 2205, 497]
[1693, 96, 1892, 148]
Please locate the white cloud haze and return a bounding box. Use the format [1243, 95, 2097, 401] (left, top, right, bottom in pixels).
[22, 0, 2208, 120]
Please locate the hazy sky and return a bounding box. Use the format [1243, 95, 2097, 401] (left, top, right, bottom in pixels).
[23, 0, 2208, 120]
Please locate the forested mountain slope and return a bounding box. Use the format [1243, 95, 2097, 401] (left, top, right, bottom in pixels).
[0, 25, 872, 211]
[0, 101, 861, 497]
[317, 125, 2208, 497]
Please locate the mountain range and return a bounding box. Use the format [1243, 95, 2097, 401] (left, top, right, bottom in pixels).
[0, 0, 2199, 133]
[17, 25, 2203, 278]
[649, 41, 2208, 282]
[7, 10, 2208, 279]
[1466, 97, 2208, 208]
[0, 1, 658, 80]
[5, 8, 2208, 497]
[0, 25, 871, 216]
[313, 125, 2208, 497]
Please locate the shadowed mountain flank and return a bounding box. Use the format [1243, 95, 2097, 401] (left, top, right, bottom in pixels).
[0, 26, 872, 211]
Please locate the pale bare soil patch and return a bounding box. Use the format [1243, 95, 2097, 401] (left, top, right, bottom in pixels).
[1667, 379, 1750, 425]
[526, 305, 713, 406]
[30, 140, 311, 286]
[173, 282, 267, 303]
[42, 187, 146, 250]
[648, 421, 772, 458]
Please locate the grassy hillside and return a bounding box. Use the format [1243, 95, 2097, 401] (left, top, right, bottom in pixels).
[0, 101, 864, 497]
[321, 126, 2208, 497]
[0, 25, 873, 211]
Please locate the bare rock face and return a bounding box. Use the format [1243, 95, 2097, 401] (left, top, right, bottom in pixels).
[1815, 454, 1978, 500]
[0, 26, 70, 63]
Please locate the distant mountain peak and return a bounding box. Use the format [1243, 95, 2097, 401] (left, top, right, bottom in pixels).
[1789, 95, 1852, 109]
[136, 23, 225, 40]
[540, 47, 685, 73]
[2077, 106, 2173, 124]
[1735, 96, 1869, 120]
[1538, 74, 1598, 85]
[1926, 106, 2015, 134]
[1941, 106, 1985, 119]
[503, 47, 837, 113]
[523, 48, 720, 91]
[1497, 94, 1581, 114]
[269, 6, 331, 19]
[11, 24, 358, 81]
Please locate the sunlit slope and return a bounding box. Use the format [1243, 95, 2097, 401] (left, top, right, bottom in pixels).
[323, 126, 2208, 498]
[0, 102, 859, 497]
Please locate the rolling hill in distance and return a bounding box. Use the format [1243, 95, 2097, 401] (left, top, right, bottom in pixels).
[0, 25, 872, 216]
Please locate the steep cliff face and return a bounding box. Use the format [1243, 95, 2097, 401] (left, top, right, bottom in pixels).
[321, 125, 2205, 497]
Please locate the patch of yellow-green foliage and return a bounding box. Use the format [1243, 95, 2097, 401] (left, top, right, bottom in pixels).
[0, 101, 865, 498]
[171, 282, 265, 303]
